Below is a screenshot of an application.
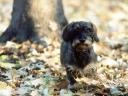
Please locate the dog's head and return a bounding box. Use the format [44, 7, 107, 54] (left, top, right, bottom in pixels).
[62, 21, 99, 51]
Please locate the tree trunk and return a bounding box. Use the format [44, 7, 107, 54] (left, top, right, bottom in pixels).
[0, 0, 68, 43]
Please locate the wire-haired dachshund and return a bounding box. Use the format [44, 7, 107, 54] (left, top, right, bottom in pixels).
[60, 21, 99, 90]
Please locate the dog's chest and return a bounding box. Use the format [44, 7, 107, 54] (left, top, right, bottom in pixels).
[73, 50, 92, 69]
[66, 48, 97, 78]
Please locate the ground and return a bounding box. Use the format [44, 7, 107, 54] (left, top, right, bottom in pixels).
[0, 0, 128, 96]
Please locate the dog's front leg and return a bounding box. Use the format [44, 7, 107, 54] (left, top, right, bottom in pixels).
[66, 68, 76, 84]
[66, 67, 78, 91]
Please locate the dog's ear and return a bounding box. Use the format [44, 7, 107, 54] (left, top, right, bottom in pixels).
[62, 24, 75, 42]
[91, 23, 99, 42]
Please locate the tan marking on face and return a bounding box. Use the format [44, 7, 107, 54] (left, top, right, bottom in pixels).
[72, 39, 80, 47]
[84, 37, 93, 45]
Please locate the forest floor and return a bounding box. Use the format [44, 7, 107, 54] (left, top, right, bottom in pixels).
[0, 0, 128, 96]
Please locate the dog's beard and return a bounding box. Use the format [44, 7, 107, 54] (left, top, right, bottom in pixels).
[72, 37, 93, 51]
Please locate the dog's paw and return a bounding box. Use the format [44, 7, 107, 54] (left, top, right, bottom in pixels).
[68, 83, 79, 92]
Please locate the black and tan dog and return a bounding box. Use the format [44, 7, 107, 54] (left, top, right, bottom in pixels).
[60, 21, 99, 90]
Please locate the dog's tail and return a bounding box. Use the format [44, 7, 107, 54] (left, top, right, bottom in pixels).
[55, 0, 68, 30]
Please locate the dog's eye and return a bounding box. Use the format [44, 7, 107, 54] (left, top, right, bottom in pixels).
[87, 33, 94, 38]
[86, 28, 92, 32]
[91, 34, 96, 41]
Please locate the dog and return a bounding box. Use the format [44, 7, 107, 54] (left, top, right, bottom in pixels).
[60, 21, 99, 90]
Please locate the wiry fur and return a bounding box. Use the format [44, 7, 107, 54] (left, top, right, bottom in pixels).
[60, 21, 99, 90]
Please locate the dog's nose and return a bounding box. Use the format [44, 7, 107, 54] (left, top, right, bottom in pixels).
[80, 39, 85, 43]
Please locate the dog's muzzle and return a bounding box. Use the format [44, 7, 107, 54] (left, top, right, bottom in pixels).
[72, 37, 92, 51]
